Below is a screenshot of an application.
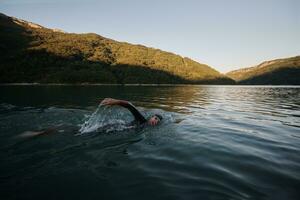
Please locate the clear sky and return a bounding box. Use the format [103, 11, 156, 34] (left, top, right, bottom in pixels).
[1, 0, 299, 72]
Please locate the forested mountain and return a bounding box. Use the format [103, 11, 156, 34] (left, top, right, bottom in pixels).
[0, 13, 234, 84]
[226, 56, 300, 85]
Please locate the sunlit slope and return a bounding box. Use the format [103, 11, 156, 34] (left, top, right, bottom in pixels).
[227, 56, 300, 85]
[0, 13, 234, 84]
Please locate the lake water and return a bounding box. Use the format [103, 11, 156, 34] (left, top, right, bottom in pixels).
[0, 85, 299, 200]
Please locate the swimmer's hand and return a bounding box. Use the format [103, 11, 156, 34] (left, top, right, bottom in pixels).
[100, 98, 118, 106]
[100, 98, 126, 106]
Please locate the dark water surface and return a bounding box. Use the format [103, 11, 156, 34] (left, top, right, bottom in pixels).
[0, 85, 299, 200]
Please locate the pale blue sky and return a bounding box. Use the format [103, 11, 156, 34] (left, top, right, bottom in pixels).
[1, 0, 299, 72]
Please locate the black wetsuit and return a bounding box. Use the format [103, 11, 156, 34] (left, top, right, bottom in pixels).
[21, 102, 148, 137]
[119, 102, 147, 125]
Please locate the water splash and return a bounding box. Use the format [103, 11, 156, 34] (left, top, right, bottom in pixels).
[78, 105, 130, 134]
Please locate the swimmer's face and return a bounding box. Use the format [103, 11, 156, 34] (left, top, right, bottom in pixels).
[148, 115, 160, 126]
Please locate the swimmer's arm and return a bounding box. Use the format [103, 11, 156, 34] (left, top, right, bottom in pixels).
[100, 98, 128, 106]
[101, 98, 147, 123]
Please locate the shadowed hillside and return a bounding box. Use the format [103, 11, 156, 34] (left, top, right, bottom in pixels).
[0, 13, 234, 84]
[226, 56, 300, 85]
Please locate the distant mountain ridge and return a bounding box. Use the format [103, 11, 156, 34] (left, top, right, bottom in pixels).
[0, 13, 234, 84]
[226, 56, 300, 85]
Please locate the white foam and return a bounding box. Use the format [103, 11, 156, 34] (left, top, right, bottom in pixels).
[78, 105, 130, 134]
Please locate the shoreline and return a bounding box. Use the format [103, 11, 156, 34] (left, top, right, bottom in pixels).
[0, 83, 299, 87]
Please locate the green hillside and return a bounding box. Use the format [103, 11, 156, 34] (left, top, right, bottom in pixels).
[226, 56, 300, 85]
[0, 13, 234, 84]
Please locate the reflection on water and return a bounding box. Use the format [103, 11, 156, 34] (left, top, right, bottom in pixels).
[0, 85, 300, 200]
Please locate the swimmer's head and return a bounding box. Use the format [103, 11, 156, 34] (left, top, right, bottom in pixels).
[148, 114, 163, 126]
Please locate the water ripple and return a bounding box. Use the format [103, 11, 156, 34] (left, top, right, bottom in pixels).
[0, 86, 299, 200]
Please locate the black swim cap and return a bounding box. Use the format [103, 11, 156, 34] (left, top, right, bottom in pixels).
[154, 114, 163, 121]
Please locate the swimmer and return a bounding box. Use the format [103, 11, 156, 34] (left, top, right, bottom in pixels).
[18, 98, 162, 138]
[100, 98, 162, 126]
